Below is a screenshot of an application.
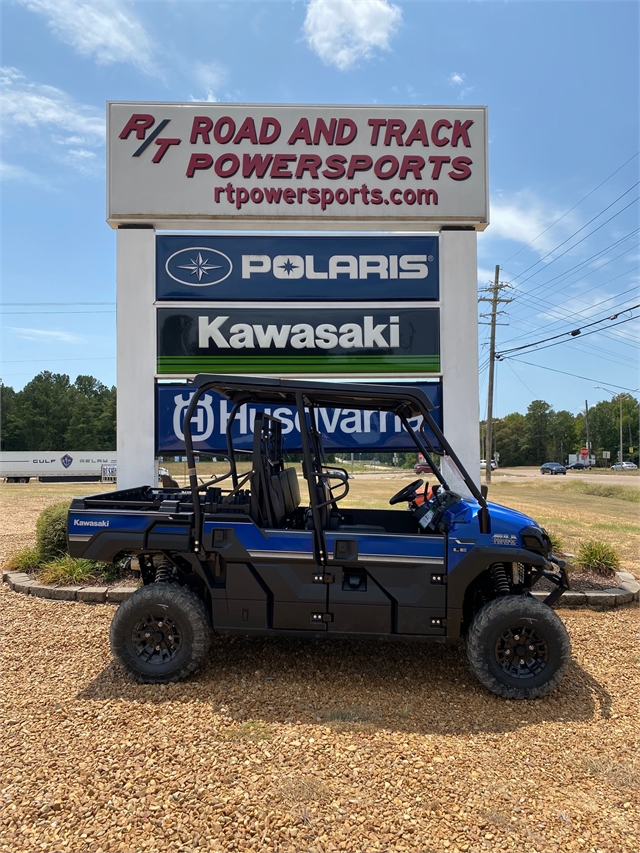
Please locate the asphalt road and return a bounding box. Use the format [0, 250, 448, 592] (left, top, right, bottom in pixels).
[487, 466, 640, 486]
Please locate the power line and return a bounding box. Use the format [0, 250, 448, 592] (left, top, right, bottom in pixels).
[501, 151, 640, 265]
[499, 313, 639, 359]
[2, 357, 115, 363]
[501, 358, 639, 393]
[498, 282, 640, 353]
[505, 186, 639, 285]
[0, 302, 115, 306]
[504, 229, 640, 316]
[497, 302, 640, 356]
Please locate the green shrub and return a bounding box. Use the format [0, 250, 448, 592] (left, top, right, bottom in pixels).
[9, 546, 40, 571]
[575, 540, 621, 577]
[35, 501, 70, 562]
[38, 556, 98, 586]
[547, 529, 564, 553]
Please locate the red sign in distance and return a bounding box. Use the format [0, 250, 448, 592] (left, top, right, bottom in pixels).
[580, 447, 588, 457]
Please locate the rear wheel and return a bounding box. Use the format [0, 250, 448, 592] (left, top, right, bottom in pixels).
[110, 583, 212, 683]
[466, 595, 571, 699]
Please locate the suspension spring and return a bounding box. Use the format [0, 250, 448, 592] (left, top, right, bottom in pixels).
[490, 563, 511, 596]
[154, 560, 173, 584]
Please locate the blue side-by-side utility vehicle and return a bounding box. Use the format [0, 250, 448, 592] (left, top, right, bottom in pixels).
[68, 375, 571, 698]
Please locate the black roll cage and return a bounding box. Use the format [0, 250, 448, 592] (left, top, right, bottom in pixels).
[181, 375, 490, 553]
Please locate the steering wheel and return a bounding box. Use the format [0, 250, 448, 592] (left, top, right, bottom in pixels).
[389, 478, 424, 506]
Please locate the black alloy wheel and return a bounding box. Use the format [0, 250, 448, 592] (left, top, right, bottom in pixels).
[110, 583, 212, 684]
[466, 595, 571, 699]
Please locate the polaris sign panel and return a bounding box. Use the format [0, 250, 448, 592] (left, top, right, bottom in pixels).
[156, 235, 439, 301]
[156, 383, 443, 454]
[157, 306, 440, 376]
[108, 103, 488, 229]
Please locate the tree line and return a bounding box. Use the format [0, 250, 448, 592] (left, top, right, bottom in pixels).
[484, 397, 640, 467]
[1, 373, 638, 466]
[1, 372, 116, 451]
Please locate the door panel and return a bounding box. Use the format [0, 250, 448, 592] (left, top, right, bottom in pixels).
[255, 563, 328, 631]
[328, 569, 392, 633]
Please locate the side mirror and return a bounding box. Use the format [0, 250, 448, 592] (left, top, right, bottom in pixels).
[479, 506, 491, 535]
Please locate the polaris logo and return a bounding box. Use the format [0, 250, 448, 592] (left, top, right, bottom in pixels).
[242, 254, 431, 280]
[166, 247, 233, 287]
[198, 315, 400, 350]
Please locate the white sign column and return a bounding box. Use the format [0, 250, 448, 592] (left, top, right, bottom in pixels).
[116, 226, 157, 488]
[439, 229, 480, 486]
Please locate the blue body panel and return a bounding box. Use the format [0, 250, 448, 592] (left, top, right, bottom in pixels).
[443, 499, 540, 571]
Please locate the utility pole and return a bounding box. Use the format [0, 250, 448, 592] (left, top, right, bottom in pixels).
[585, 400, 591, 467]
[619, 395, 623, 464]
[479, 265, 512, 485]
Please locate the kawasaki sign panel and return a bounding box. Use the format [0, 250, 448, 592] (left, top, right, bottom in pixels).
[156, 234, 439, 301]
[108, 103, 488, 229]
[157, 306, 440, 376]
[156, 383, 443, 454]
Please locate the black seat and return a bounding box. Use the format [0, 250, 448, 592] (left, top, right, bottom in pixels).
[270, 467, 301, 526]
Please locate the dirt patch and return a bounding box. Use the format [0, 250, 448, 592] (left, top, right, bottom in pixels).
[1, 585, 638, 853]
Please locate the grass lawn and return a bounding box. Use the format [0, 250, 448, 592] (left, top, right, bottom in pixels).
[2, 466, 638, 579]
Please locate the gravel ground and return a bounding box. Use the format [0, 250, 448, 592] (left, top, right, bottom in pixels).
[1, 584, 638, 853]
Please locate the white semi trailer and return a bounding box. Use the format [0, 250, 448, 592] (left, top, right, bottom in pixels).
[0, 452, 117, 483]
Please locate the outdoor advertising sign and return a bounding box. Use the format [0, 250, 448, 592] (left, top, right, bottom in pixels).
[156, 382, 443, 454]
[108, 103, 488, 228]
[156, 234, 439, 301]
[157, 305, 440, 376]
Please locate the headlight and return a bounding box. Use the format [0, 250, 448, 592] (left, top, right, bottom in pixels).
[520, 526, 547, 554]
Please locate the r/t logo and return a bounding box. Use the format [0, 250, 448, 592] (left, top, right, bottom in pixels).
[119, 114, 181, 163]
[173, 393, 215, 441]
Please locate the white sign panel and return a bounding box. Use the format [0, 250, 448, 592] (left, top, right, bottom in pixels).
[107, 103, 488, 230]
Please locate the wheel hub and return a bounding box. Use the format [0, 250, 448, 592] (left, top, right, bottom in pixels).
[495, 624, 548, 678]
[132, 613, 182, 664]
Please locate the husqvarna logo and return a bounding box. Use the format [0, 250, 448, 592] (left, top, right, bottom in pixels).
[173, 393, 215, 441]
[166, 248, 233, 287]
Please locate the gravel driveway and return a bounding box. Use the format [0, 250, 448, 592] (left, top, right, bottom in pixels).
[1, 584, 638, 853]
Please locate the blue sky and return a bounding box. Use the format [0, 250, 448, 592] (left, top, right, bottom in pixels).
[1, 0, 638, 420]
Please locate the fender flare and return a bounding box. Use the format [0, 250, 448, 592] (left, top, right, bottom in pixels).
[448, 545, 550, 611]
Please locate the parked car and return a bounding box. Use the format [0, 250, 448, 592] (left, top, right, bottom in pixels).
[414, 461, 433, 474]
[611, 461, 638, 470]
[540, 462, 566, 475]
[566, 461, 588, 470]
[480, 459, 497, 471]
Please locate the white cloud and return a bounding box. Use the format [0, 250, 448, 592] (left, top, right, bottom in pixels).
[189, 61, 227, 102]
[448, 71, 474, 100]
[0, 160, 52, 188]
[0, 67, 104, 147]
[16, 0, 156, 73]
[0, 68, 104, 176]
[487, 191, 574, 257]
[9, 327, 84, 343]
[303, 0, 402, 71]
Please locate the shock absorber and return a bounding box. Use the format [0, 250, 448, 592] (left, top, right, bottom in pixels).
[154, 559, 173, 584]
[490, 563, 511, 596]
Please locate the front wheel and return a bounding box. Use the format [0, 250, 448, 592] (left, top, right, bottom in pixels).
[466, 595, 571, 699]
[110, 584, 212, 683]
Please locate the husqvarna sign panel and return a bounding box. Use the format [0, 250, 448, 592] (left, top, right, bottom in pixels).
[157, 306, 439, 376]
[156, 235, 439, 301]
[108, 103, 488, 229]
[156, 383, 443, 454]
